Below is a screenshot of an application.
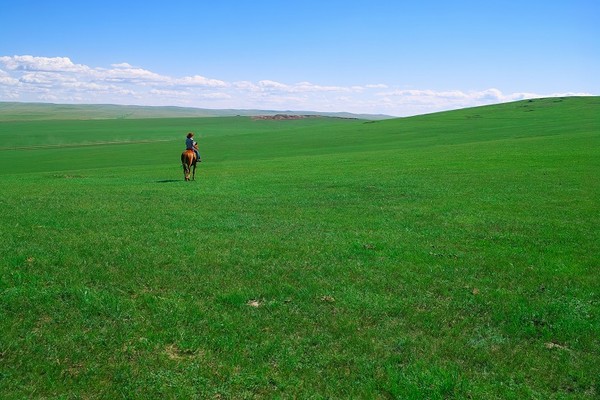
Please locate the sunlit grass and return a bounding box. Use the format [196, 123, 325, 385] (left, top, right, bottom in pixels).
[1, 97, 598, 398]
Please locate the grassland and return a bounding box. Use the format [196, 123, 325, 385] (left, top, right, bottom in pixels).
[0, 97, 598, 398]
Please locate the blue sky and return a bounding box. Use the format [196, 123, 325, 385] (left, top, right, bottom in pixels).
[1, 0, 598, 116]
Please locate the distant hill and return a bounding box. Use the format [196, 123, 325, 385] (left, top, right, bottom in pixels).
[0, 102, 393, 121]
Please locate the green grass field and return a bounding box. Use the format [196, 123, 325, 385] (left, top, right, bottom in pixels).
[1, 97, 599, 398]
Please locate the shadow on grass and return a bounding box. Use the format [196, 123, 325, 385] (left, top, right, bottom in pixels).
[156, 179, 181, 183]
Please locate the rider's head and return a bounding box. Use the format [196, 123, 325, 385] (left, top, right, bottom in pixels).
[186, 132, 194, 138]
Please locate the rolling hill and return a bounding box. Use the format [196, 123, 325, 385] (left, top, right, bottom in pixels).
[0, 101, 392, 121]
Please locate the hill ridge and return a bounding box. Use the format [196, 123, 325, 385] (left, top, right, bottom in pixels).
[0, 101, 392, 121]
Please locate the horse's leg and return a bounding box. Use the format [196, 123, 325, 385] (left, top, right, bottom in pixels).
[183, 160, 190, 181]
[182, 154, 188, 180]
[192, 162, 196, 181]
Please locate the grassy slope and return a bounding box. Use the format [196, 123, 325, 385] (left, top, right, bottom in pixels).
[0, 97, 598, 398]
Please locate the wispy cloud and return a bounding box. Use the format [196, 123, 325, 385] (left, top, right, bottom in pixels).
[0, 55, 594, 116]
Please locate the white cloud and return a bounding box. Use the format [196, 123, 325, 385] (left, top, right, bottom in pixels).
[176, 75, 228, 87]
[150, 88, 191, 97]
[258, 80, 290, 90]
[19, 71, 80, 85]
[0, 69, 19, 86]
[100, 66, 167, 83]
[365, 84, 388, 89]
[0, 55, 90, 73]
[0, 76, 19, 86]
[200, 92, 232, 99]
[233, 81, 260, 91]
[111, 62, 135, 68]
[0, 55, 595, 116]
[382, 89, 471, 100]
[293, 82, 353, 93]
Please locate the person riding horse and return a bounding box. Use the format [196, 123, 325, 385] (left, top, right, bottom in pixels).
[181, 132, 201, 181]
[186, 132, 201, 162]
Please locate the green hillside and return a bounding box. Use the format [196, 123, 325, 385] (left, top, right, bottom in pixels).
[0, 97, 598, 398]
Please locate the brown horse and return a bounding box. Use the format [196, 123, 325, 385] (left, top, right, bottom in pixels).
[181, 149, 197, 181]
